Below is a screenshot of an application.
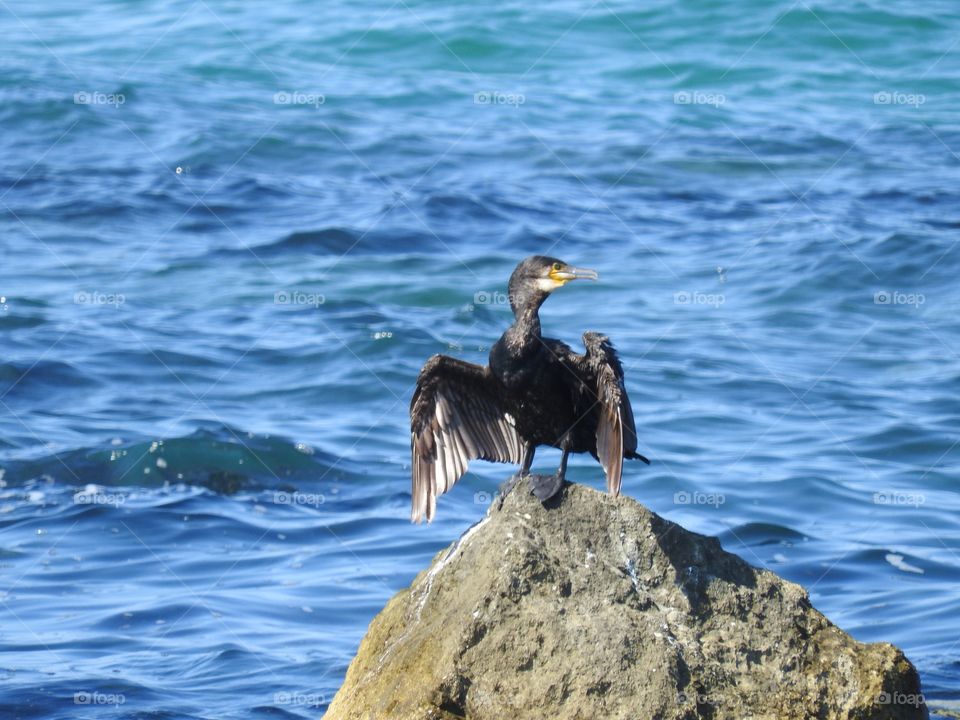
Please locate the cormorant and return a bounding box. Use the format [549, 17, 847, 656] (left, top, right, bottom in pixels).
[410, 255, 649, 523]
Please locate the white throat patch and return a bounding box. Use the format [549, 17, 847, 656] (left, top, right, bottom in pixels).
[534, 277, 564, 292]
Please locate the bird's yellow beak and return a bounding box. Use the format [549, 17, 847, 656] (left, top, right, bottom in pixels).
[549, 265, 599, 285]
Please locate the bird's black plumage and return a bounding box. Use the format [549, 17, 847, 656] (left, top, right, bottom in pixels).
[410, 255, 649, 522]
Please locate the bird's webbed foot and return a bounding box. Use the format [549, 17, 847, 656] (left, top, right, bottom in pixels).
[498, 473, 521, 497]
[497, 472, 526, 509]
[528, 472, 565, 502]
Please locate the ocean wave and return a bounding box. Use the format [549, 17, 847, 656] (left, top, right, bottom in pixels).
[0, 425, 351, 491]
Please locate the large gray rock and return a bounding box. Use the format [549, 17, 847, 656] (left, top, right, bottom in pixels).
[325, 480, 927, 720]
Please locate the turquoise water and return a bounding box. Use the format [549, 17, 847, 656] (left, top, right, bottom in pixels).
[2, 0, 960, 717]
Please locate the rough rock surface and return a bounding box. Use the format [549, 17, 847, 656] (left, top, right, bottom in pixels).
[325, 480, 927, 720]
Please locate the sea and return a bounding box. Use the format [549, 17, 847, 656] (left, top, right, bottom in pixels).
[1, 1, 958, 717]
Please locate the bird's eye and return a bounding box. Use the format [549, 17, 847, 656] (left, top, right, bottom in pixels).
[552, 262, 563, 271]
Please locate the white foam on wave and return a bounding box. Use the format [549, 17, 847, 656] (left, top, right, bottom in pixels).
[885, 553, 923, 575]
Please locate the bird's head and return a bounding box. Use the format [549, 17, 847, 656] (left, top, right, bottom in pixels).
[506, 255, 598, 317]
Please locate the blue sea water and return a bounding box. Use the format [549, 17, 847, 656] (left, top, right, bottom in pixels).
[1, 0, 959, 717]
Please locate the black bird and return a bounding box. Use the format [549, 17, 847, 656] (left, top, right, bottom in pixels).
[410, 255, 649, 523]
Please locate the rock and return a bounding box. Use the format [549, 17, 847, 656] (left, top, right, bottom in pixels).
[325, 480, 927, 720]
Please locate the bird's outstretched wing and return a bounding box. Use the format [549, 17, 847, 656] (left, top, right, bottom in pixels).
[580, 332, 648, 496]
[410, 355, 523, 523]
